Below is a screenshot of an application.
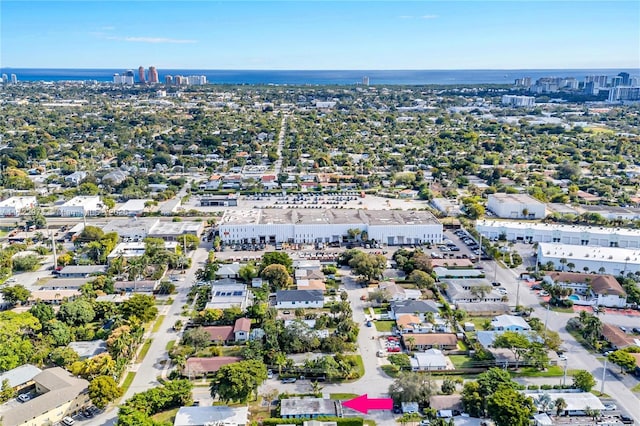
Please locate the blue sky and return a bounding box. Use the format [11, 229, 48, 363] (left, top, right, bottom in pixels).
[1, 1, 639, 69]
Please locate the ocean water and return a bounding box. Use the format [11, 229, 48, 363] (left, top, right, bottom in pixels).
[1, 68, 638, 85]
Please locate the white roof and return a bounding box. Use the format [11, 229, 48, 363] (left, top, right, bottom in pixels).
[61, 195, 101, 207]
[488, 193, 544, 205]
[538, 242, 640, 263]
[412, 349, 448, 368]
[525, 391, 605, 411]
[491, 314, 531, 330]
[478, 219, 640, 238]
[0, 364, 42, 388]
[115, 199, 149, 212]
[173, 406, 248, 426]
[0, 196, 37, 209]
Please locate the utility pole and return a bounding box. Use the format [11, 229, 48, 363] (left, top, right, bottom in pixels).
[49, 227, 57, 270]
[562, 359, 568, 386]
[515, 277, 521, 309]
[544, 303, 551, 330]
[601, 358, 607, 394]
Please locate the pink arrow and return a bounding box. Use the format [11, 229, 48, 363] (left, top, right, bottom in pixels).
[342, 394, 393, 414]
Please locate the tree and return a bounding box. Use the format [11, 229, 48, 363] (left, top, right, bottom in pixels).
[348, 252, 387, 282]
[461, 381, 483, 417]
[182, 234, 200, 251]
[182, 327, 211, 350]
[492, 331, 531, 368]
[50, 346, 80, 367]
[572, 370, 596, 392]
[408, 270, 435, 289]
[260, 251, 293, 272]
[487, 388, 535, 426]
[210, 360, 267, 403]
[261, 263, 292, 290]
[0, 284, 31, 306]
[608, 350, 637, 373]
[120, 294, 158, 322]
[0, 379, 15, 403]
[58, 299, 96, 326]
[555, 397, 567, 416]
[388, 371, 435, 406]
[28, 207, 47, 229]
[12, 254, 41, 272]
[441, 378, 460, 395]
[89, 375, 122, 409]
[238, 263, 258, 283]
[77, 225, 104, 242]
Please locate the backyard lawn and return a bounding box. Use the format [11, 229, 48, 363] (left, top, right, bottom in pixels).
[373, 320, 394, 332]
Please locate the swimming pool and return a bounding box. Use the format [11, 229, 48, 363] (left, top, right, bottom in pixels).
[569, 295, 580, 301]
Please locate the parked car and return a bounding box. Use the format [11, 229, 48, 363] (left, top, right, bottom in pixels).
[267, 370, 274, 379]
[491, 282, 501, 287]
[604, 404, 617, 411]
[387, 346, 401, 353]
[17, 394, 30, 402]
[531, 285, 543, 290]
[539, 290, 549, 297]
[281, 378, 297, 384]
[619, 415, 634, 424]
[366, 321, 373, 327]
[62, 417, 75, 426]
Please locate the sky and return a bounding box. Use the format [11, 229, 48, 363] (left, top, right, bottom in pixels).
[1, 1, 639, 70]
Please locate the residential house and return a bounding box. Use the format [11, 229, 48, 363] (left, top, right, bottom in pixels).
[67, 340, 107, 360]
[428, 395, 463, 414]
[27, 289, 81, 305]
[410, 349, 449, 371]
[102, 170, 128, 186]
[490, 315, 531, 331]
[173, 406, 249, 426]
[402, 333, 458, 351]
[601, 323, 637, 350]
[379, 281, 421, 301]
[275, 290, 324, 309]
[389, 300, 440, 321]
[525, 391, 605, 416]
[543, 272, 627, 308]
[64, 171, 88, 185]
[296, 279, 326, 292]
[57, 265, 107, 278]
[216, 263, 242, 279]
[0, 367, 90, 426]
[114, 280, 158, 293]
[0, 364, 42, 393]
[433, 267, 484, 280]
[443, 279, 504, 303]
[280, 398, 343, 419]
[233, 317, 251, 342]
[201, 326, 234, 344]
[396, 314, 432, 334]
[456, 302, 510, 317]
[206, 282, 249, 311]
[114, 199, 149, 216]
[261, 175, 279, 190]
[183, 357, 241, 378]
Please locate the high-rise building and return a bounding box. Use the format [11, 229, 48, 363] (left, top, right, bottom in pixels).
[608, 86, 640, 102]
[618, 72, 630, 86]
[362, 76, 369, 86]
[611, 76, 624, 87]
[1, 73, 7, 83]
[585, 75, 608, 87]
[514, 77, 532, 87]
[165, 75, 173, 85]
[10, 74, 17, 83]
[148, 66, 159, 84]
[113, 71, 134, 85]
[138, 66, 146, 83]
[502, 95, 535, 107]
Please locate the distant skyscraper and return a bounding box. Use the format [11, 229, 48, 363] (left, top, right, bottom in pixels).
[362, 76, 369, 86]
[138, 66, 146, 83]
[585, 75, 607, 87]
[618, 72, 630, 86]
[1, 74, 7, 83]
[165, 75, 173, 85]
[10, 74, 17, 83]
[149, 66, 159, 83]
[611, 76, 624, 87]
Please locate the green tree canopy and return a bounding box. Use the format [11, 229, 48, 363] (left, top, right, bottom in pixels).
[58, 299, 96, 326]
[89, 375, 122, 409]
[487, 387, 535, 426]
[0, 284, 31, 305]
[572, 370, 596, 392]
[210, 360, 267, 403]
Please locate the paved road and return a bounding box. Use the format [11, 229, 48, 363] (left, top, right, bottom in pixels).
[85, 246, 210, 426]
[273, 113, 287, 176]
[486, 260, 640, 423]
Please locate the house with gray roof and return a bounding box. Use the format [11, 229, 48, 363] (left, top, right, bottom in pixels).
[174, 406, 248, 426]
[275, 290, 324, 309]
[58, 265, 107, 278]
[0, 364, 42, 391]
[68, 340, 107, 360]
[280, 397, 342, 419]
[389, 300, 440, 320]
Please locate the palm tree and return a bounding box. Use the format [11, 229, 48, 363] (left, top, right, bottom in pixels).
[555, 397, 567, 416]
[559, 258, 568, 271]
[406, 336, 416, 352]
[567, 262, 575, 272]
[536, 393, 554, 413]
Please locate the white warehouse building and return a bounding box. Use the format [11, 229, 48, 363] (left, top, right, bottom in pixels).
[477, 220, 640, 248]
[0, 196, 37, 217]
[486, 193, 546, 219]
[217, 209, 443, 245]
[537, 242, 640, 276]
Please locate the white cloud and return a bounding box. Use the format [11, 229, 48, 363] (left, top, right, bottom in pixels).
[421, 15, 438, 19]
[398, 15, 414, 19]
[106, 36, 197, 44]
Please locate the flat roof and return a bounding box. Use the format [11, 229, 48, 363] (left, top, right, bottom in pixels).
[220, 209, 439, 226]
[524, 391, 604, 411]
[115, 199, 151, 212]
[478, 219, 640, 238]
[280, 398, 338, 416]
[0, 364, 42, 388]
[488, 193, 544, 205]
[538, 242, 640, 263]
[61, 195, 101, 207]
[174, 406, 249, 426]
[149, 221, 202, 235]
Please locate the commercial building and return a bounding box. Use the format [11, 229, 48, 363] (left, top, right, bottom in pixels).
[58, 196, 105, 217]
[0, 367, 90, 426]
[525, 391, 604, 416]
[0, 196, 37, 217]
[217, 209, 442, 245]
[537, 242, 640, 275]
[486, 194, 546, 219]
[477, 220, 640, 248]
[114, 199, 149, 216]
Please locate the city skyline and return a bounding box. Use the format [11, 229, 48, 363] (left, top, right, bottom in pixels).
[1, 1, 639, 70]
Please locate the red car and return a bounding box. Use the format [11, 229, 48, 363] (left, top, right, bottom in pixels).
[387, 346, 401, 353]
[387, 336, 400, 342]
